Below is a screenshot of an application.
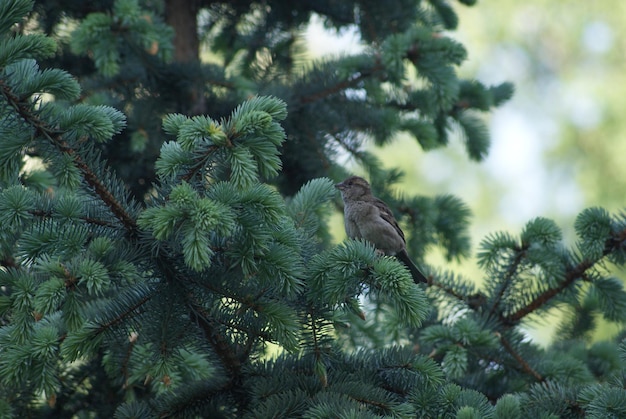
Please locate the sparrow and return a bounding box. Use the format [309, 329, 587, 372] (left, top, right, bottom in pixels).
[335, 176, 428, 284]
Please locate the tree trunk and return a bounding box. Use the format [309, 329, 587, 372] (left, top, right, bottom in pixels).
[165, 0, 206, 114]
[165, 0, 200, 63]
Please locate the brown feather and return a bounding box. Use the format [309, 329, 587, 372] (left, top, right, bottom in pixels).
[336, 175, 429, 285]
[373, 197, 406, 244]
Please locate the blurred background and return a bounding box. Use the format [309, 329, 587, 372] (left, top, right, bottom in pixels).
[308, 0, 626, 344]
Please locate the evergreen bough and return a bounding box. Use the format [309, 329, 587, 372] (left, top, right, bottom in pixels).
[0, 0, 625, 417]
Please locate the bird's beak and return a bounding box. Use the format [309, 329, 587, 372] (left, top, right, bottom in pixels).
[334, 182, 345, 190]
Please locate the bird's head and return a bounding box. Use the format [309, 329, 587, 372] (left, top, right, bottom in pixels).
[335, 176, 372, 201]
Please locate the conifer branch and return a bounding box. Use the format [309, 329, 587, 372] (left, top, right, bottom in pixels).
[29, 209, 118, 228]
[1, 80, 138, 234]
[430, 277, 486, 310]
[186, 295, 242, 377]
[121, 332, 138, 388]
[496, 332, 544, 382]
[97, 292, 154, 332]
[64, 150, 138, 233]
[297, 62, 382, 105]
[503, 259, 593, 325]
[3, 80, 245, 387]
[309, 310, 321, 356]
[154, 257, 243, 380]
[189, 282, 281, 365]
[180, 144, 220, 182]
[503, 227, 626, 324]
[49, 359, 110, 417]
[488, 246, 527, 319]
[431, 278, 465, 300]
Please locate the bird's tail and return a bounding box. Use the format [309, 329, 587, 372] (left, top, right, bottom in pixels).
[395, 250, 428, 284]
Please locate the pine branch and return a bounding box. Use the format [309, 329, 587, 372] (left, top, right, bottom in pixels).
[6, 68, 236, 304]
[298, 63, 381, 105]
[186, 295, 243, 378]
[430, 276, 487, 311]
[2, 78, 247, 390]
[179, 144, 221, 182]
[496, 332, 544, 383]
[29, 209, 118, 228]
[488, 245, 527, 318]
[503, 227, 626, 325]
[154, 257, 243, 381]
[96, 292, 153, 333]
[0, 80, 138, 234]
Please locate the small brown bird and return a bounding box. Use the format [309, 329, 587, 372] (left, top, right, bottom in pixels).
[335, 176, 428, 284]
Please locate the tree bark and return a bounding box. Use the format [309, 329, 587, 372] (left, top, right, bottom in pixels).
[165, 0, 206, 114]
[165, 0, 200, 63]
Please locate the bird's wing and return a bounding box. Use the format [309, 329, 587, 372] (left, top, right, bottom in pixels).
[373, 197, 406, 244]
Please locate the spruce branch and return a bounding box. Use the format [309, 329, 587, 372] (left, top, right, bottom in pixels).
[309, 310, 322, 358]
[180, 144, 220, 183]
[61, 150, 138, 232]
[29, 209, 118, 228]
[431, 277, 462, 297]
[428, 274, 487, 311]
[183, 268, 280, 338]
[431, 226, 625, 327]
[496, 332, 544, 383]
[96, 292, 153, 333]
[154, 256, 243, 380]
[48, 357, 110, 418]
[295, 40, 426, 107]
[503, 259, 592, 326]
[503, 226, 626, 325]
[0, 80, 138, 234]
[298, 64, 381, 105]
[4, 73, 246, 388]
[186, 294, 242, 377]
[488, 245, 528, 319]
[121, 332, 138, 389]
[188, 278, 282, 361]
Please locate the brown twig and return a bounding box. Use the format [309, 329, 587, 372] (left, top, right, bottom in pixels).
[29, 209, 118, 228]
[496, 332, 544, 382]
[187, 295, 242, 377]
[503, 258, 594, 325]
[1, 80, 138, 234]
[503, 228, 625, 325]
[488, 245, 527, 319]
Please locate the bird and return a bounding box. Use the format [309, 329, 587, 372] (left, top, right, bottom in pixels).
[335, 176, 428, 284]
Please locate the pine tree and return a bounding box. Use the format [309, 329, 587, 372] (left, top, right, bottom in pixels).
[1, 0, 626, 418]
